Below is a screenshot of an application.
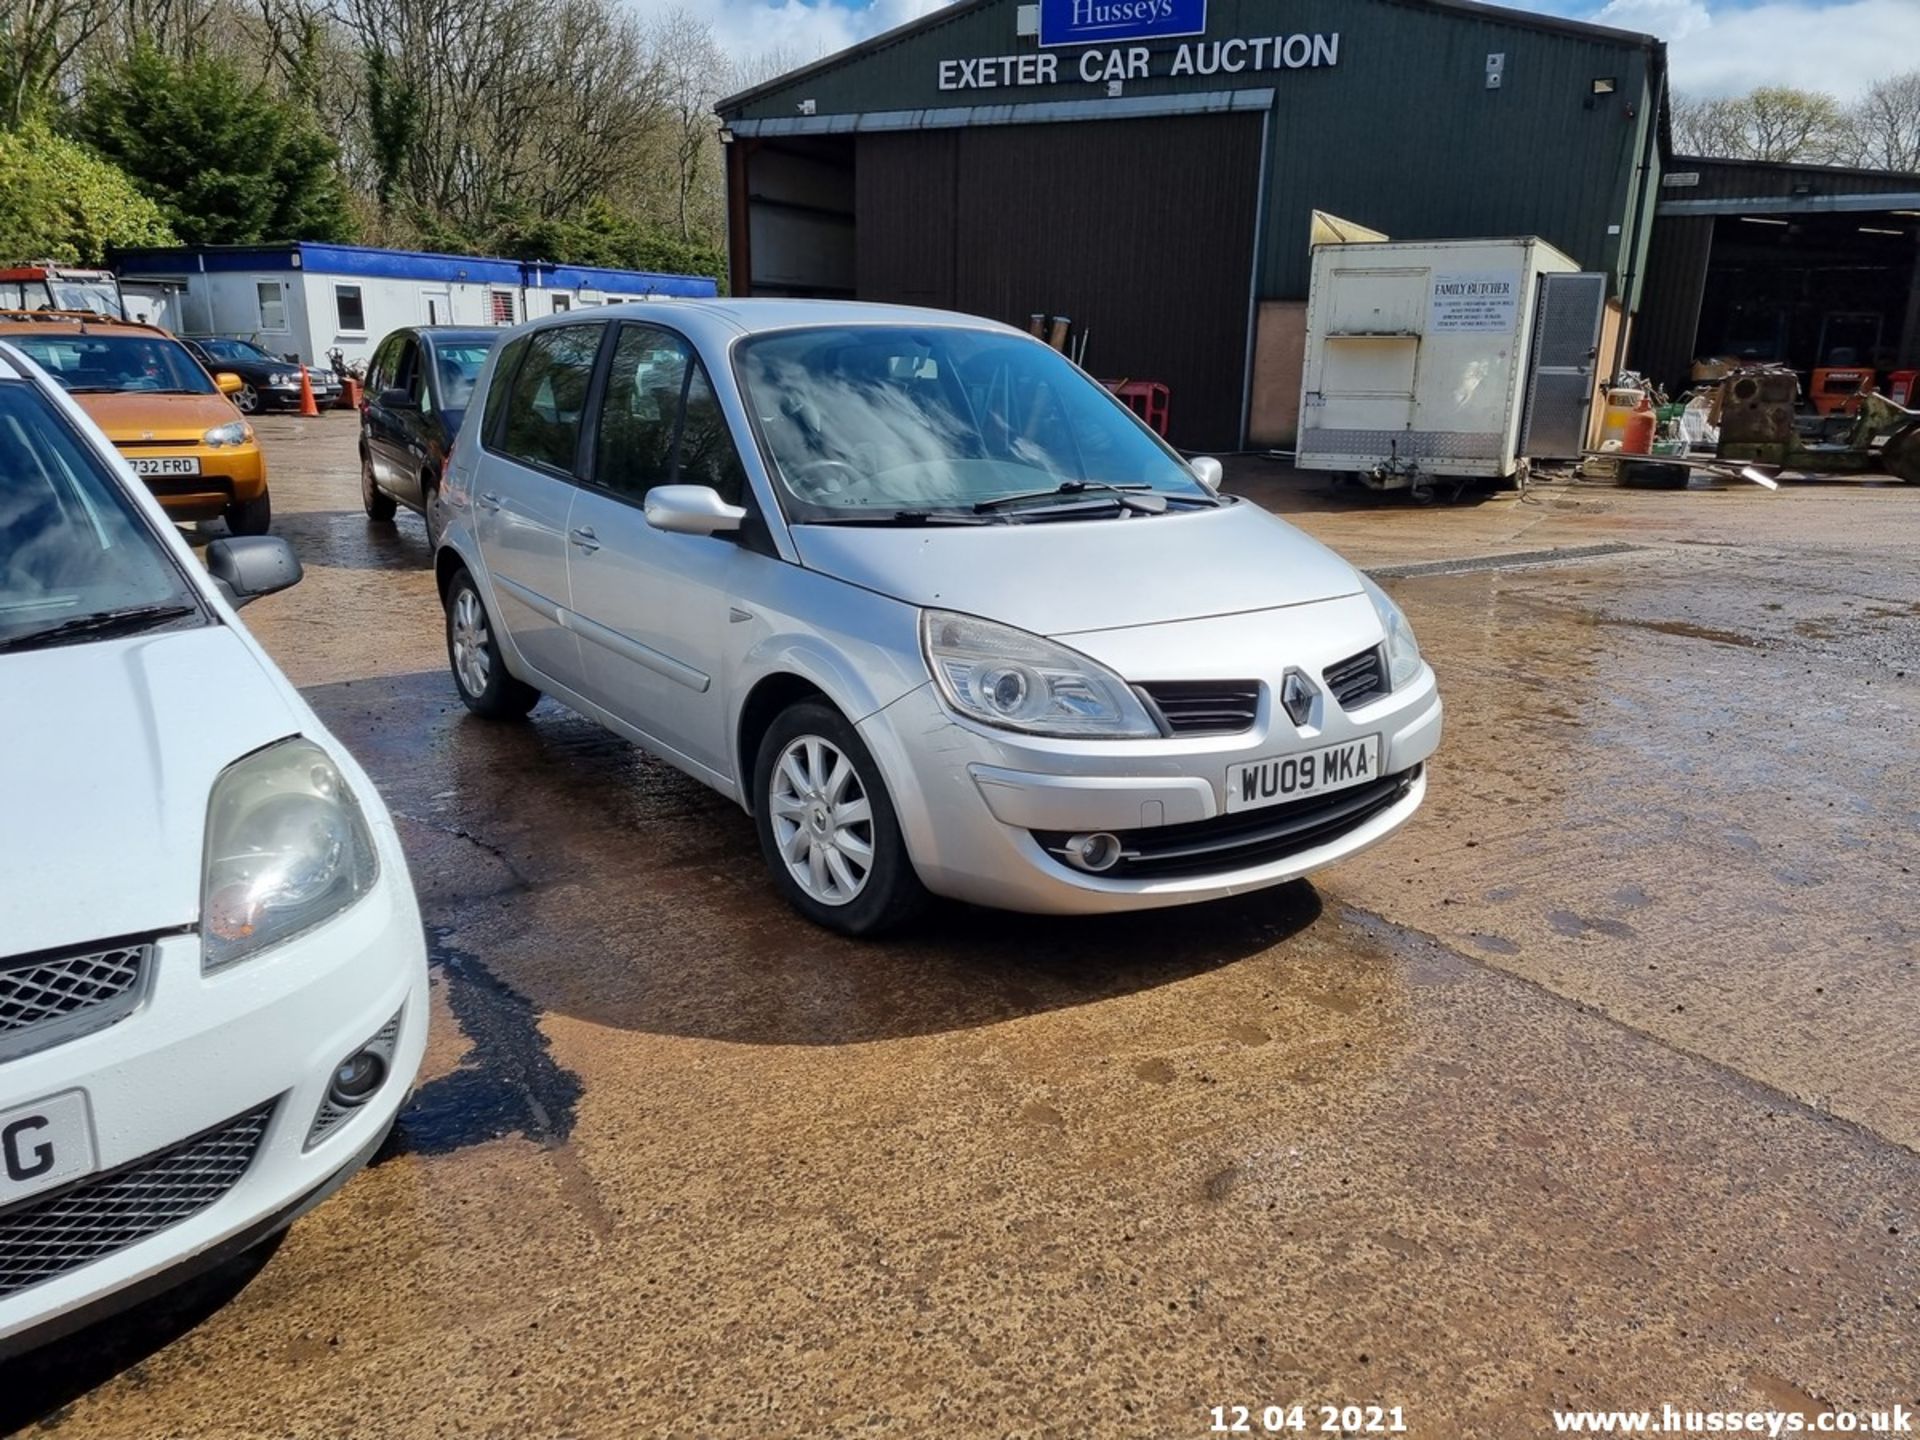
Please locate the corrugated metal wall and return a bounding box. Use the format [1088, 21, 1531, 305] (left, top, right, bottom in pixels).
[1660, 156, 1920, 202]
[856, 115, 1265, 450]
[1631, 214, 1713, 389]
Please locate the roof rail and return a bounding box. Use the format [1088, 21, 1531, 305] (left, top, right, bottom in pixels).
[0, 308, 170, 335]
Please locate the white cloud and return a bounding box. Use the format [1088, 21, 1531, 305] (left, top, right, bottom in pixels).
[1591, 0, 1917, 99]
[623, 0, 951, 80]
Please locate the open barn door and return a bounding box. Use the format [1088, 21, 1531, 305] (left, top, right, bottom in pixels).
[1519, 272, 1608, 459]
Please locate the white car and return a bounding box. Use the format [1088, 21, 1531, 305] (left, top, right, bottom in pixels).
[0, 342, 429, 1355]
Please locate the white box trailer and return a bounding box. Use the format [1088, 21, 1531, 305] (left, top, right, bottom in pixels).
[1295, 237, 1608, 499]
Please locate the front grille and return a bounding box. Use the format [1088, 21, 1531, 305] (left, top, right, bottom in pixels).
[0, 1103, 274, 1299]
[113, 438, 202, 449]
[0, 943, 150, 1062]
[1035, 766, 1419, 880]
[1138, 680, 1262, 736]
[1324, 645, 1390, 709]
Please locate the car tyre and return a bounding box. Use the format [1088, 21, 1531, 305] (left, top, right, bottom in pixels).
[753, 701, 927, 937]
[422, 472, 444, 549]
[445, 569, 539, 719]
[233, 383, 259, 415]
[225, 490, 272, 536]
[362, 451, 397, 521]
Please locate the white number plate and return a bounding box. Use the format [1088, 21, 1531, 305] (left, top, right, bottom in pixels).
[0, 1090, 96, 1208]
[1226, 735, 1382, 814]
[129, 456, 201, 477]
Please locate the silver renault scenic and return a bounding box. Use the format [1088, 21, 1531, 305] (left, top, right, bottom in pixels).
[433, 300, 1442, 935]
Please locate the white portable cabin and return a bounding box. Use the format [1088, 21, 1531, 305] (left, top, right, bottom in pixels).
[112, 242, 719, 369]
[1295, 237, 1607, 496]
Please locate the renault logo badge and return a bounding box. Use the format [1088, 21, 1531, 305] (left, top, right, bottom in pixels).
[1281, 669, 1317, 727]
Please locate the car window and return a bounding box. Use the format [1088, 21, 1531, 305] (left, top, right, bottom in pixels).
[430, 343, 493, 412]
[592, 324, 689, 499]
[0, 381, 200, 649]
[677, 364, 747, 507]
[498, 325, 600, 473]
[366, 335, 396, 396]
[481, 335, 528, 448]
[11, 334, 217, 396]
[394, 339, 428, 412]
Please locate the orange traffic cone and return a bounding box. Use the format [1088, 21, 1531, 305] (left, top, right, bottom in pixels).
[297, 366, 320, 418]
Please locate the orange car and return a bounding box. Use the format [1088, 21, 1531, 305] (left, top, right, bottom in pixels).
[0, 311, 272, 533]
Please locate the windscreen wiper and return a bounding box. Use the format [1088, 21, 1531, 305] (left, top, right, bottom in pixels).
[973, 481, 1171, 515]
[801, 510, 998, 526]
[0, 603, 199, 653]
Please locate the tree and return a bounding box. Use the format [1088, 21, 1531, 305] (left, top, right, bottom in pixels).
[0, 0, 109, 126]
[654, 8, 725, 241]
[74, 41, 353, 242]
[1846, 71, 1920, 173]
[0, 119, 176, 261]
[1671, 86, 1849, 164]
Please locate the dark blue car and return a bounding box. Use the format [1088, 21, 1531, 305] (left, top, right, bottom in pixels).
[359, 326, 500, 547]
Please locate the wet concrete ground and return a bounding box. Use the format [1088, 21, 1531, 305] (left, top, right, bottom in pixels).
[7, 415, 1918, 1438]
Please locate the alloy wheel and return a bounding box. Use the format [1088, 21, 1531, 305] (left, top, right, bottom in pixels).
[450, 587, 491, 697]
[769, 734, 875, 906]
[234, 383, 258, 414]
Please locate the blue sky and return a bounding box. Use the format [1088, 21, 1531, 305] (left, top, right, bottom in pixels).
[680, 0, 1916, 100]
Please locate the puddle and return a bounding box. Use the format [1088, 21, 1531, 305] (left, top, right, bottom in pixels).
[384, 926, 585, 1158]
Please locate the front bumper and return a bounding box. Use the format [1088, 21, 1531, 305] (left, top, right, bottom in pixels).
[860, 621, 1442, 914]
[119, 444, 268, 518]
[0, 865, 428, 1356]
[260, 379, 340, 409]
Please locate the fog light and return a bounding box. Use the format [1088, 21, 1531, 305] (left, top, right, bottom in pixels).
[1063, 832, 1122, 872]
[307, 1007, 403, 1149]
[329, 1050, 387, 1108]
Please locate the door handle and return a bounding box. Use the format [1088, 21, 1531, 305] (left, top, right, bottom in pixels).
[569, 525, 601, 553]
[479, 491, 502, 512]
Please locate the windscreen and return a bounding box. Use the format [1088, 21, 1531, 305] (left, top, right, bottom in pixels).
[49, 280, 125, 318]
[0, 382, 199, 649]
[199, 338, 276, 364]
[735, 325, 1206, 520]
[432, 342, 496, 410]
[12, 334, 217, 395]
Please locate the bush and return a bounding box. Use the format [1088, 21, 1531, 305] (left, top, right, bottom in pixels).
[0, 122, 178, 264]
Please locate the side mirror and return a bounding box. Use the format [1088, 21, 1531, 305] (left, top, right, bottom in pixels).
[206, 535, 302, 608]
[1188, 456, 1224, 492]
[644, 484, 746, 536]
[215, 372, 244, 396]
[378, 387, 416, 410]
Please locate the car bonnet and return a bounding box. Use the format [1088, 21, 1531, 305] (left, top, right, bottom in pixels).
[0, 625, 304, 956]
[787, 499, 1365, 637]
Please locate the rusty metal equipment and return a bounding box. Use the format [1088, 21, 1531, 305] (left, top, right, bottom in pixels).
[1715, 366, 1920, 484]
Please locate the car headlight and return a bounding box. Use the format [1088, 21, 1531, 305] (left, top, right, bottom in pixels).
[1359, 574, 1423, 689]
[921, 609, 1160, 738]
[201, 738, 379, 972]
[271, 370, 300, 386]
[203, 420, 253, 447]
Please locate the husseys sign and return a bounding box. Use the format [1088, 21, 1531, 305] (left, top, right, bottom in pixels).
[936, 32, 1340, 90]
[1039, 0, 1204, 46]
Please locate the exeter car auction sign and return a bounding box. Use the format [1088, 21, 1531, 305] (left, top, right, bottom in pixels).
[1039, 0, 1205, 46]
[937, 32, 1339, 90]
